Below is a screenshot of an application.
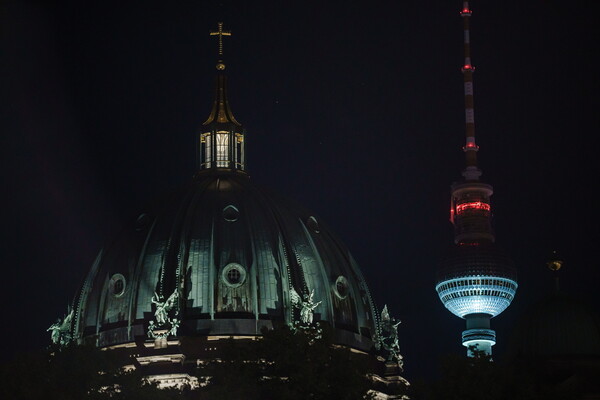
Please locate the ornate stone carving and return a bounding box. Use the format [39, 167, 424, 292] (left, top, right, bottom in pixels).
[289, 287, 323, 343]
[379, 305, 403, 369]
[47, 307, 74, 346]
[290, 287, 321, 325]
[148, 290, 179, 339]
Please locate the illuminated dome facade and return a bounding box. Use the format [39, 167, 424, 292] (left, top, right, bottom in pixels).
[58, 22, 383, 361]
[70, 172, 379, 351]
[47, 23, 409, 395]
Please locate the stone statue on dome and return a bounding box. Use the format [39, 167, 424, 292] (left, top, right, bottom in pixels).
[379, 305, 403, 369]
[152, 290, 178, 326]
[290, 287, 321, 325]
[47, 307, 74, 346]
[148, 289, 180, 339]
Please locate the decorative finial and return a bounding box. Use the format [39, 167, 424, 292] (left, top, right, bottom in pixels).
[547, 250, 564, 293]
[210, 22, 231, 70]
[547, 250, 564, 271]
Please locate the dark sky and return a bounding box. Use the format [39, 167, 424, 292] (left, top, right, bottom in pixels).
[2, 0, 599, 381]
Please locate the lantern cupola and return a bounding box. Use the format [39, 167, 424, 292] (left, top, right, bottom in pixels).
[198, 22, 245, 172]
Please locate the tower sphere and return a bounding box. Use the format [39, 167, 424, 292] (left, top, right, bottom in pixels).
[436, 244, 517, 318]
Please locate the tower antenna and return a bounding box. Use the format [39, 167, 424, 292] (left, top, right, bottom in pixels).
[435, 1, 518, 358]
[460, 1, 481, 181]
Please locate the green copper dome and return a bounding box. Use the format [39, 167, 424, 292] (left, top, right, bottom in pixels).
[70, 172, 379, 351]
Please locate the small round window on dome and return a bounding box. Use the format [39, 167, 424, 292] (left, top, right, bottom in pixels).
[109, 274, 126, 298]
[227, 268, 241, 284]
[221, 263, 246, 288]
[307, 216, 320, 233]
[334, 276, 349, 299]
[223, 205, 239, 222]
[135, 213, 150, 231]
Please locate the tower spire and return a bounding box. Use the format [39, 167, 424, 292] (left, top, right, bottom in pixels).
[460, 1, 481, 181]
[197, 23, 246, 173]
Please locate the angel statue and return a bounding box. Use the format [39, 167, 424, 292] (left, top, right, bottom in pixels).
[47, 308, 74, 346]
[379, 304, 403, 368]
[47, 319, 62, 344]
[151, 289, 178, 326]
[290, 287, 322, 324]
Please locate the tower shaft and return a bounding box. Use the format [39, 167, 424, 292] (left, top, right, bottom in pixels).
[451, 1, 492, 244]
[436, 2, 518, 358]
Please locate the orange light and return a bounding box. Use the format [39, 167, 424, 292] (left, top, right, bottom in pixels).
[456, 201, 490, 214]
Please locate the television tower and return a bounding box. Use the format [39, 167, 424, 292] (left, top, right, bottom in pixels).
[435, 1, 518, 357]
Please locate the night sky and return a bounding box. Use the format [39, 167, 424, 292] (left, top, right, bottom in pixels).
[3, 0, 599, 381]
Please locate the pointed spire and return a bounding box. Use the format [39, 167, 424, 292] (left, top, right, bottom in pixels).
[202, 73, 242, 128]
[197, 23, 246, 173]
[204, 22, 241, 128]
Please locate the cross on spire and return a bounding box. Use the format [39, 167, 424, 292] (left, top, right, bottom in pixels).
[210, 22, 231, 58]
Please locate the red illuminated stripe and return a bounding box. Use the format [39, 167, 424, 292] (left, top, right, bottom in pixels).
[456, 201, 490, 214]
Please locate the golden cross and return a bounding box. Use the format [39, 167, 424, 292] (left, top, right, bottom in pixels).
[210, 22, 231, 57]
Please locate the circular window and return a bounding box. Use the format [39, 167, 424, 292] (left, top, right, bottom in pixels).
[223, 205, 239, 222]
[307, 216, 320, 233]
[109, 274, 126, 297]
[221, 263, 246, 288]
[227, 268, 241, 284]
[135, 213, 150, 231]
[334, 276, 349, 299]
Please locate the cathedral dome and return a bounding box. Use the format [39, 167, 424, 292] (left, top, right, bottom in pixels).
[71, 172, 379, 351]
[48, 24, 409, 396]
[508, 292, 600, 358]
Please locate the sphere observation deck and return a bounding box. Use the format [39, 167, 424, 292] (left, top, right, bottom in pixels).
[436, 244, 517, 319]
